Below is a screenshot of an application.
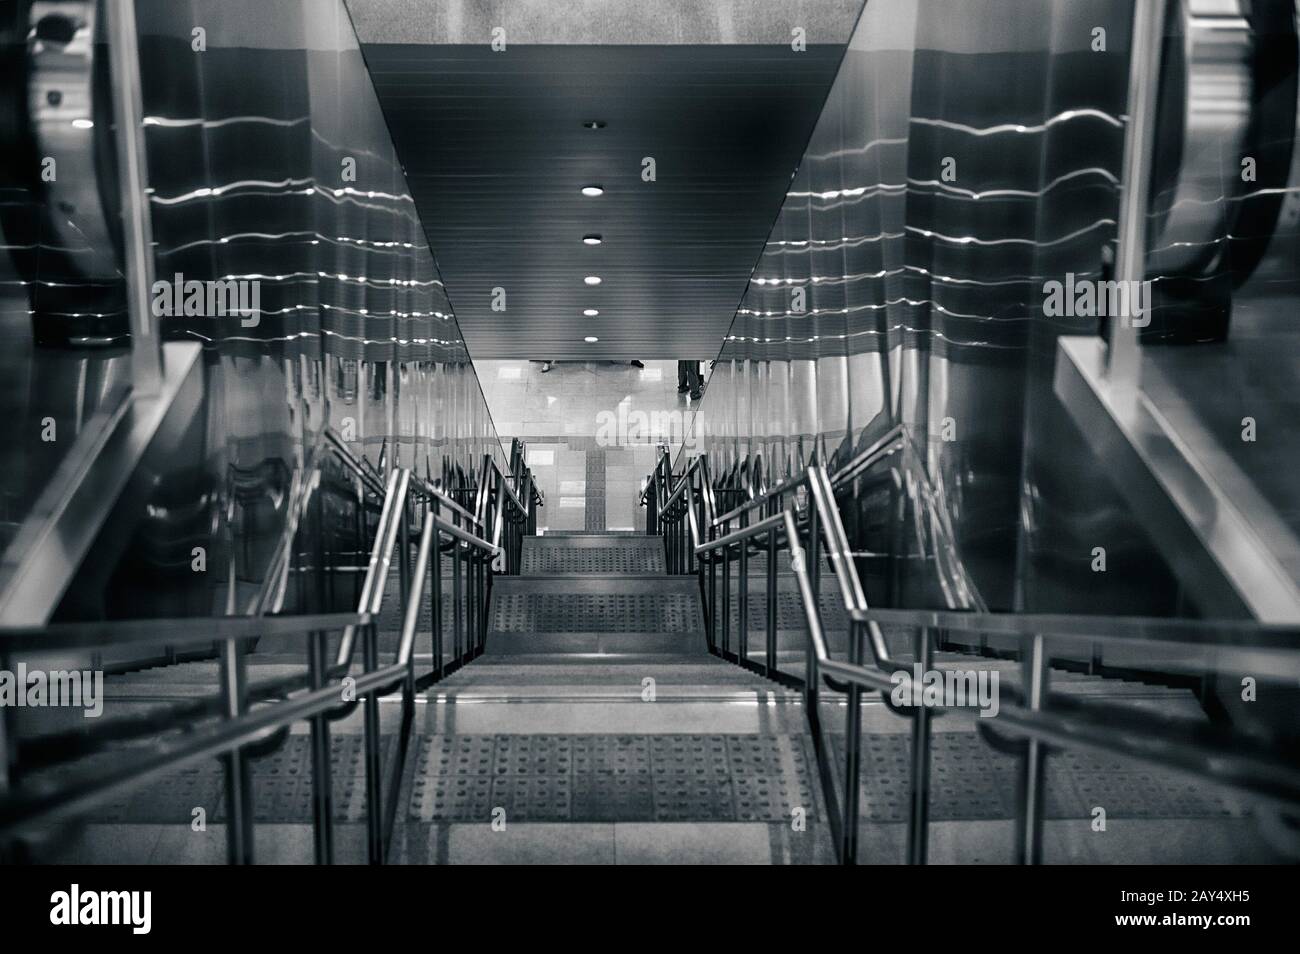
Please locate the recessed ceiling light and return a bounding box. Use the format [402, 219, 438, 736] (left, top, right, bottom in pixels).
[582, 120, 606, 130]
[583, 308, 599, 317]
[584, 336, 599, 343]
[584, 276, 602, 285]
[581, 185, 604, 197]
[582, 234, 602, 245]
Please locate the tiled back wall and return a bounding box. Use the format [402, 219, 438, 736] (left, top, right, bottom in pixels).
[476, 360, 704, 532]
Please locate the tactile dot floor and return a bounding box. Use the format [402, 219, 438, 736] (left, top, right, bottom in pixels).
[408, 734, 819, 823]
[830, 732, 1247, 822]
[70, 736, 393, 824]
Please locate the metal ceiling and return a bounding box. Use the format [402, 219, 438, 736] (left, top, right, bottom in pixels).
[359, 41, 849, 359]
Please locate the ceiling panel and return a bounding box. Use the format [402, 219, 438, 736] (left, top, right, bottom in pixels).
[360, 43, 847, 359]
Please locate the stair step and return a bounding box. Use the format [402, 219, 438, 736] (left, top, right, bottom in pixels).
[458, 657, 775, 684]
[487, 576, 704, 647]
[539, 530, 644, 537]
[486, 632, 708, 655]
[522, 534, 665, 575]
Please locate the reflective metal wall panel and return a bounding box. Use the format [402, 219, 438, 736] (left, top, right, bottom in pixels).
[690, 0, 1300, 620]
[0, 0, 509, 623]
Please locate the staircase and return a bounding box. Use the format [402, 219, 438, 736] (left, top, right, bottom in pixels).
[394, 531, 831, 864]
[28, 534, 1290, 865]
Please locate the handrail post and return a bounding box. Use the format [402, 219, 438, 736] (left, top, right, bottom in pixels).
[1015, 633, 1050, 864]
[722, 515, 732, 657]
[105, 0, 163, 396]
[219, 639, 254, 864]
[452, 510, 464, 660]
[399, 492, 412, 661]
[738, 508, 749, 665]
[804, 480, 821, 715]
[645, 474, 657, 535]
[766, 492, 778, 678]
[906, 626, 933, 865]
[307, 629, 334, 864]
[842, 619, 863, 864]
[363, 616, 384, 864]
[668, 489, 677, 573]
[432, 498, 444, 677]
[707, 518, 718, 651]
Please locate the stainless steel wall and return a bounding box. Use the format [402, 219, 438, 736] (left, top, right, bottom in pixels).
[692, 0, 1213, 616]
[1, 0, 507, 620]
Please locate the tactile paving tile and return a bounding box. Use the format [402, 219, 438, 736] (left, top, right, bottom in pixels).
[412, 774, 496, 822]
[490, 775, 572, 820]
[492, 593, 697, 632]
[830, 732, 1237, 822]
[78, 736, 390, 823]
[98, 774, 224, 824]
[649, 735, 730, 779]
[213, 735, 392, 823]
[522, 544, 666, 575]
[652, 776, 735, 821]
[572, 735, 652, 776]
[408, 733, 819, 823]
[492, 735, 574, 776]
[575, 774, 654, 821]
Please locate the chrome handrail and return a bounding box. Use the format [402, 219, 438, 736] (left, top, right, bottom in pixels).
[645, 452, 1300, 864]
[0, 611, 369, 652]
[0, 454, 529, 863]
[410, 471, 480, 527]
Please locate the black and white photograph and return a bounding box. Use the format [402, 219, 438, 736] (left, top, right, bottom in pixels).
[0, 0, 1297, 920]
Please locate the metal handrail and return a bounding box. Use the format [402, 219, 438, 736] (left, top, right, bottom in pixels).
[410, 471, 481, 528]
[646, 450, 1300, 864]
[0, 453, 529, 863]
[659, 455, 703, 513]
[323, 426, 387, 498]
[0, 611, 368, 653]
[250, 426, 373, 616]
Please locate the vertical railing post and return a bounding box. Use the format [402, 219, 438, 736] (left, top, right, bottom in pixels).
[432, 498, 443, 677]
[452, 511, 464, 661]
[803, 485, 821, 712]
[722, 517, 732, 657]
[219, 639, 254, 864]
[1015, 633, 1050, 864]
[842, 621, 863, 864]
[307, 629, 334, 865]
[105, 0, 163, 396]
[465, 511, 478, 658]
[906, 626, 933, 865]
[363, 620, 383, 864]
[707, 521, 718, 652]
[766, 497, 778, 677]
[738, 509, 749, 666]
[1107, 0, 1168, 387]
[646, 476, 657, 535]
[669, 498, 678, 573]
